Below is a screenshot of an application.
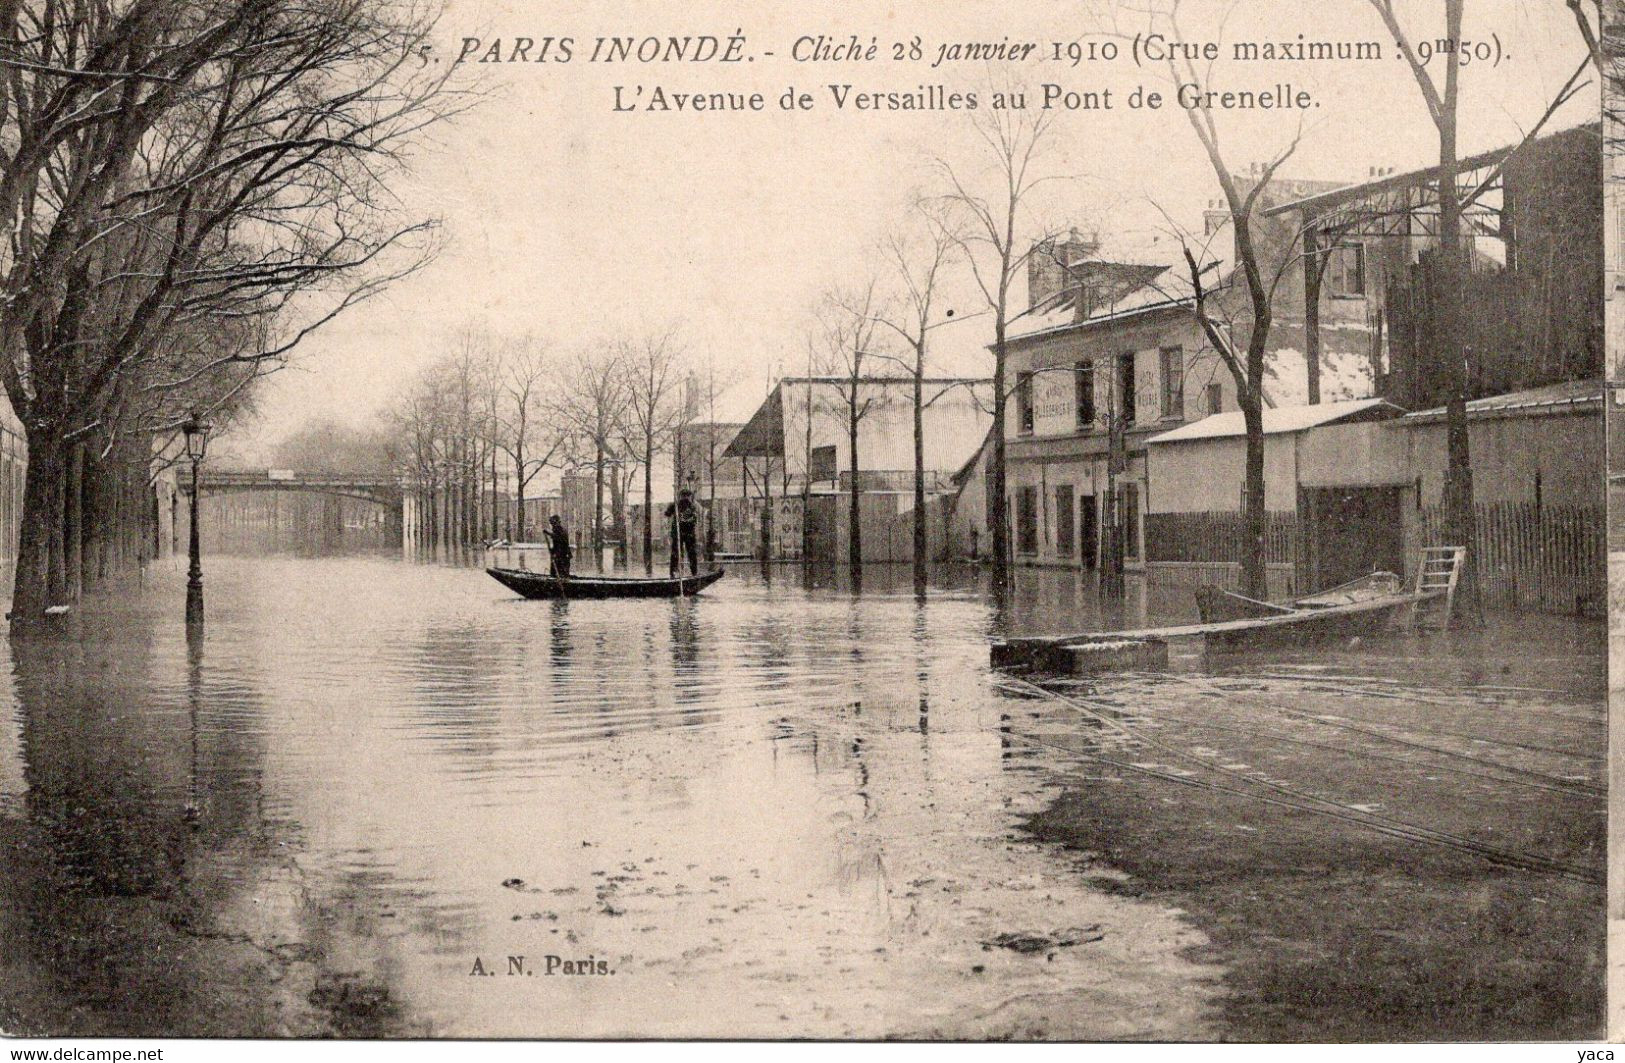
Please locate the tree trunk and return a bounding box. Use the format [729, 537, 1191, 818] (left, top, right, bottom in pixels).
[1101, 412, 1125, 598]
[1240, 399, 1268, 600]
[515, 446, 527, 542]
[1303, 225, 1323, 405]
[436, 476, 445, 551]
[65, 444, 83, 602]
[1435, 0, 1478, 620]
[912, 364, 926, 595]
[465, 453, 476, 547]
[642, 430, 654, 574]
[446, 469, 457, 550]
[490, 441, 500, 541]
[13, 431, 64, 622]
[847, 397, 862, 584]
[989, 325, 1009, 598]
[610, 466, 627, 568]
[593, 443, 605, 570]
[761, 458, 774, 564]
[463, 450, 475, 547]
[706, 446, 717, 561]
[46, 459, 65, 607]
[81, 458, 101, 590]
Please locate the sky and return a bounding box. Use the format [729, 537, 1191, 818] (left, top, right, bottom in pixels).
[222, 0, 1598, 465]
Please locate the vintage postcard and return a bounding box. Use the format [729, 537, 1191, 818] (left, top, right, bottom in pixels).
[0, 0, 1611, 1046]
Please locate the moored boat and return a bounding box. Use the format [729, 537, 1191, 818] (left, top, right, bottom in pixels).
[993, 572, 1430, 674]
[1194, 571, 1404, 624]
[487, 566, 725, 600]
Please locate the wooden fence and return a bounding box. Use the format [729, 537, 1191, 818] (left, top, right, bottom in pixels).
[1418, 501, 1604, 615]
[1145, 511, 1299, 566]
[1149, 502, 1602, 615]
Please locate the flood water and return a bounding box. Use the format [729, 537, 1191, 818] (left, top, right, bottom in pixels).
[0, 551, 1606, 1039]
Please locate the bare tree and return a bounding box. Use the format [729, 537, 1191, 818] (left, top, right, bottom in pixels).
[0, 0, 466, 618]
[1359, 0, 1480, 614]
[669, 367, 705, 557]
[697, 354, 724, 560]
[1141, 2, 1302, 599]
[1182, 182, 1298, 591]
[1571, 0, 1605, 69]
[620, 329, 687, 573]
[818, 281, 888, 586]
[493, 335, 567, 541]
[935, 94, 1061, 599]
[1359, 0, 1591, 616]
[874, 200, 965, 594]
[390, 364, 455, 553]
[555, 346, 628, 568]
[446, 331, 486, 549]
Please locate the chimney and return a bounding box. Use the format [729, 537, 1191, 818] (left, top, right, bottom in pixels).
[1027, 227, 1102, 312]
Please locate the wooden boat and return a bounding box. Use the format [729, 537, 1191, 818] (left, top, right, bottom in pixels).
[992, 572, 1432, 674]
[1194, 571, 1405, 624]
[1190, 576, 1422, 651]
[486, 566, 725, 600]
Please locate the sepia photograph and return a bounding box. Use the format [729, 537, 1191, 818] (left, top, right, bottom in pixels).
[0, 0, 1613, 1046]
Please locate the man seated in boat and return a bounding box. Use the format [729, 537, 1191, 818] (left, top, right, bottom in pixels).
[542, 514, 572, 578]
[663, 488, 701, 576]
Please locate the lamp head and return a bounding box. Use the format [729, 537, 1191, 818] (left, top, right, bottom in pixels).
[181, 413, 212, 463]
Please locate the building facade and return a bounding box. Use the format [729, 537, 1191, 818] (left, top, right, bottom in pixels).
[1143, 382, 1603, 614]
[723, 377, 992, 562]
[1000, 229, 1268, 572]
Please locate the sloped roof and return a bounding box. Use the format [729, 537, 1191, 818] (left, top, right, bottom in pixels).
[722, 385, 785, 458]
[1147, 398, 1405, 445]
[1005, 254, 1220, 345]
[950, 424, 996, 486]
[721, 377, 993, 460]
[1400, 379, 1601, 424]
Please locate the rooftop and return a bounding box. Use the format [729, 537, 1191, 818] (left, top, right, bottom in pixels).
[1006, 267, 1210, 344]
[1400, 379, 1602, 424]
[1147, 398, 1404, 445]
[1262, 122, 1599, 219]
[722, 377, 992, 459]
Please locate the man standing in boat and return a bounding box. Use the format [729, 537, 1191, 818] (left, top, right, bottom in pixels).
[664, 488, 701, 576]
[544, 514, 572, 578]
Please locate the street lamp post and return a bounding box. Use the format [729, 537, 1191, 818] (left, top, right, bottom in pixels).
[182, 414, 211, 628]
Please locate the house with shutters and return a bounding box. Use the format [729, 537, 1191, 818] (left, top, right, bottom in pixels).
[998, 223, 1339, 572]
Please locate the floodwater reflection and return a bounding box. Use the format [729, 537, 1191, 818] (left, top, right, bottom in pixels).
[0, 555, 1604, 1038]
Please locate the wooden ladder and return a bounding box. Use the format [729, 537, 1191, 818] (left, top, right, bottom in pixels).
[1411, 545, 1465, 631]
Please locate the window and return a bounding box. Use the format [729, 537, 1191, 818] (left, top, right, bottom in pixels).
[1055, 486, 1074, 557]
[1074, 360, 1095, 428]
[1016, 486, 1038, 554]
[1159, 347, 1184, 419]
[1120, 483, 1140, 561]
[1326, 243, 1366, 297]
[809, 444, 837, 483]
[1117, 354, 1136, 426]
[1016, 371, 1035, 434]
[1206, 383, 1223, 416]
